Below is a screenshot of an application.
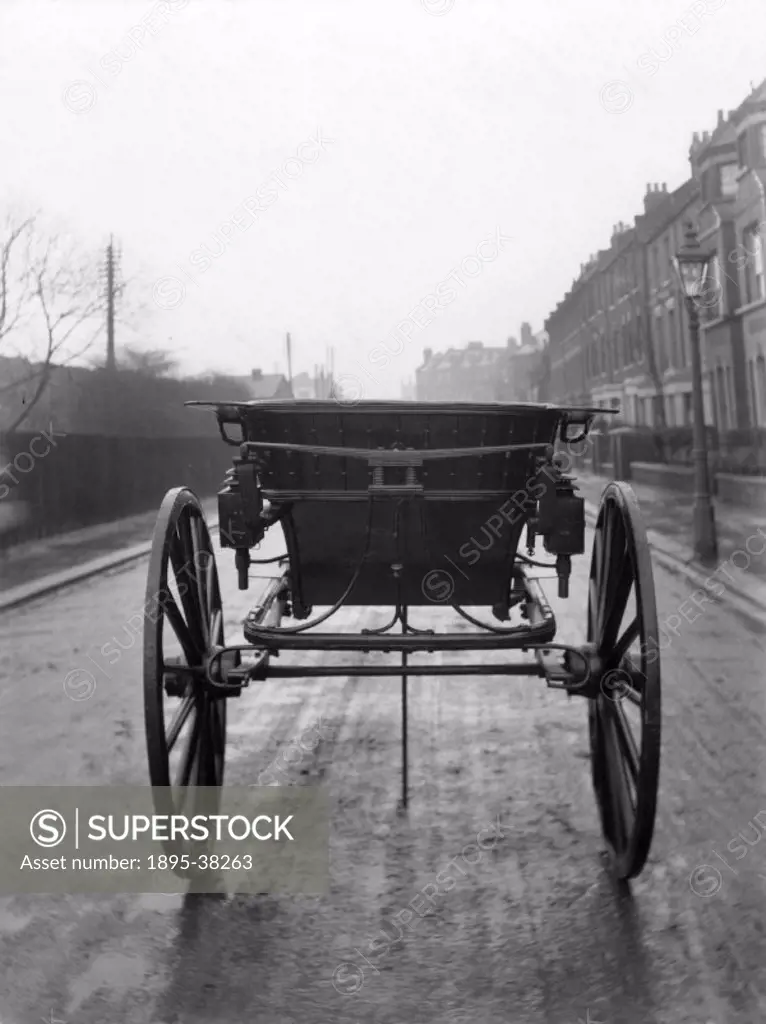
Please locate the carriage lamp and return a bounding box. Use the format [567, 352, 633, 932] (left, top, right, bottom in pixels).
[217, 457, 265, 589]
[537, 467, 585, 598]
[673, 220, 718, 564]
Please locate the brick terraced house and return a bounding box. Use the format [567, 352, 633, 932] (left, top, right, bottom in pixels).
[543, 78, 766, 431]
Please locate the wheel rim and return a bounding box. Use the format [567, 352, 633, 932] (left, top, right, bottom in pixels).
[144, 489, 227, 813]
[587, 482, 661, 880]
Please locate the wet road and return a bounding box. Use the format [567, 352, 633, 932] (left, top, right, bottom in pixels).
[0, 517, 764, 1024]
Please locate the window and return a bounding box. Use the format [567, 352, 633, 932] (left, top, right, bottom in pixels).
[668, 307, 677, 367]
[716, 366, 727, 429]
[738, 131, 749, 168]
[743, 223, 765, 303]
[663, 314, 674, 371]
[702, 167, 714, 202]
[725, 365, 735, 428]
[758, 353, 766, 419]
[683, 392, 692, 424]
[720, 163, 739, 197]
[657, 313, 668, 373]
[748, 358, 760, 425]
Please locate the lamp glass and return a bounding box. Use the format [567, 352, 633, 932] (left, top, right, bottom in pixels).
[673, 254, 711, 299]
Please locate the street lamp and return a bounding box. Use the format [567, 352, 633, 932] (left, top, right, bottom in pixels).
[673, 219, 718, 563]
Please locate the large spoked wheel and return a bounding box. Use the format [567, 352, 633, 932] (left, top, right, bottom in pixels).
[587, 482, 661, 880]
[144, 488, 228, 817]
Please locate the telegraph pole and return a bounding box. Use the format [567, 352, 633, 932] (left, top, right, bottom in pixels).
[105, 237, 116, 371]
[286, 332, 293, 387]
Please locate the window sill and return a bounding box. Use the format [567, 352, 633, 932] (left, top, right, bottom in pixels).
[734, 296, 766, 317]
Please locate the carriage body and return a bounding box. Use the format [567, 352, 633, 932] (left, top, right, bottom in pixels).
[144, 397, 661, 883]
[207, 399, 593, 611]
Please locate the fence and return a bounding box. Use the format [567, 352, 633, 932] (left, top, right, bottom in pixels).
[0, 432, 233, 550]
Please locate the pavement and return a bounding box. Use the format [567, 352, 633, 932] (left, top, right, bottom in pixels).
[574, 471, 766, 627]
[0, 497, 219, 612]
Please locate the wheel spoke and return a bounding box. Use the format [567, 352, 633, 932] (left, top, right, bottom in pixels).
[165, 691, 195, 752]
[175, 513, 208, 648]
[176, 703, 202, 788]
[599, 549, 633, 654]
[612, 617, 640, 666]
[209, 700, 224, 783]
[163, 589, 202, 664]
[189, 516, 211, 648]
[587, 578, 600, 641]
[209, 608, 223, 647]
[204, 551, 216, 626]
[606, 700, 640, 787]
[169, 529, 205, 650]
[196, 698, 220, 786]
[602, 703, 635, 846]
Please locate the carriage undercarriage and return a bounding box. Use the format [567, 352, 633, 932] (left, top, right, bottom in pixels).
[143, 400, 661, 882]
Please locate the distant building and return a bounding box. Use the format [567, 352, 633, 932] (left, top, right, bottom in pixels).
[400, 376, 417, 400]
[529, 333, 551, 403]
[415, 342, 509, 402]
[506, 327, 546, 402]
[246, 368, 293, 399]
[290, 371, 315, 399]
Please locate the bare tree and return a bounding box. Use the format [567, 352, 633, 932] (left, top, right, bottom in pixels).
[0, 212, 113, 434]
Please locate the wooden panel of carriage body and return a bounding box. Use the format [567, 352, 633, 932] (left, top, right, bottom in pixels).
[201, 398, 587, 609]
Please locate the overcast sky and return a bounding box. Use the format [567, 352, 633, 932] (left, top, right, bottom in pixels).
[1, 0, 764, 396]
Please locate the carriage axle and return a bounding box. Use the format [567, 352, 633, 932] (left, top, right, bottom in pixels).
[163, 641, 608, 699]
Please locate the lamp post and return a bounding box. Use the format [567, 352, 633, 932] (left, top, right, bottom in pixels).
[673, 220, 718, 563]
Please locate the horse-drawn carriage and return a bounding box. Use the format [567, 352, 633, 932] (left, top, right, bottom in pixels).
[143, 399, 660, 880]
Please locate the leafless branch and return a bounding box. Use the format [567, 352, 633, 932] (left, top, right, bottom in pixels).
[0, 213, 109, 432]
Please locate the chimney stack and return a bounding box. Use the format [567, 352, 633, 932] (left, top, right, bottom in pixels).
[717, 109, 725, 126]
[644, 183, 666, 213]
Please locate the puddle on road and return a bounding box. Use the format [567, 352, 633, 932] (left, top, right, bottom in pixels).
[0, 904, 33, 935]
[65, 948, 164, 1017]
[125, 892, 184, 917]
